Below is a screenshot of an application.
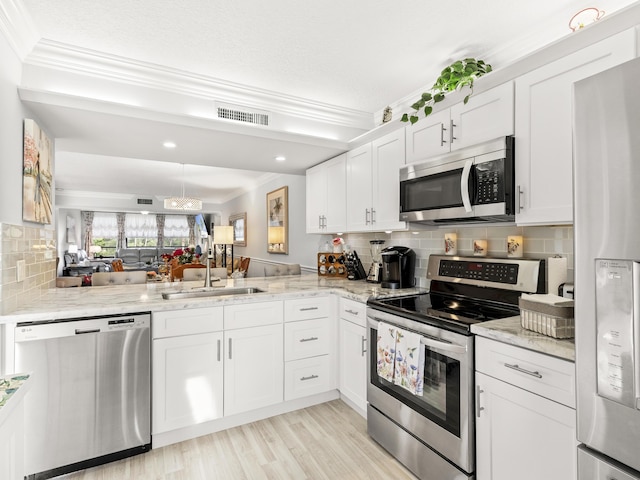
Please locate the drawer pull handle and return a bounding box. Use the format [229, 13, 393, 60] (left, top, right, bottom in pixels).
[345, 309, 360, 316]
[504, 362, 542, 378]
[300, 307, 318, 311]
[300, 336, 319, 343]
[301, 374, 319, 381]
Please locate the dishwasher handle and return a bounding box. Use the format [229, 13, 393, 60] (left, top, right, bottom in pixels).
[75, 328, 101, 335]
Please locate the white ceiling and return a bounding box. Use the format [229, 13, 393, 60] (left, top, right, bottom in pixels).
[14, 0, 638, 210]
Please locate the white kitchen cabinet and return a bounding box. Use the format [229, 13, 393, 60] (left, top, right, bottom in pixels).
[405, 82, 514, 164]
[153, 332, 224, 433]
[223, 301, 284, 416]
[338, 298, 367, 415]
[224, 323, 284, 416]
[152, 307, 225, 434]
[284, 296, 335, 401]
[346, 128, 406, 232]
[515, 28, 636, 225]
[475, 336, 577, 480]
[305, 153, 347, 233]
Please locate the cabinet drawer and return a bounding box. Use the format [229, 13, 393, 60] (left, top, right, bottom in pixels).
[284, 355, 332, 401]
[153, 307, 223, 338]
[224, 301, 283, 329]
[339, 297, 366, 327]
[284, 318, 330, 361]
[476, 336, 575, 408]
[284, 296, 330, 322]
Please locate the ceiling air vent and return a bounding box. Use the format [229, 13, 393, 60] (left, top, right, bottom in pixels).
[137, 198, 153, 205]
[217, 106, 269, 126]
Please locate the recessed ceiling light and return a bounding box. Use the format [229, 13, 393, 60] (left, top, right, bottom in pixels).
[163, 141, 177, 149]
[275, 156, 286, 162]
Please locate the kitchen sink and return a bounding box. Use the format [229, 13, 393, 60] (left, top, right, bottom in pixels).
[162, 287, 265, 300]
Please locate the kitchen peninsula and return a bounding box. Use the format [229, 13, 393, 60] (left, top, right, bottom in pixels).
[0, 274, 424, 324]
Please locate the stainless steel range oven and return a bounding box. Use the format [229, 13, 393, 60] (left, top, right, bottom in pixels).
[366, 255, 545, 480]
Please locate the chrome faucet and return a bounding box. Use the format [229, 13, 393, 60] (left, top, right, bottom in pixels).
[204, 235, 213, 288]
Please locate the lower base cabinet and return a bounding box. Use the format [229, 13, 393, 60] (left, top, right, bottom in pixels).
[224, 323, 284, 416]
[338, 313, 367, 413]
[475, 336, 577, 480]
[475, 372, 577, 480]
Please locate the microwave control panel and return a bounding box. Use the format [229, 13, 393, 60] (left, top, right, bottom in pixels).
[475, 159, 504, 204]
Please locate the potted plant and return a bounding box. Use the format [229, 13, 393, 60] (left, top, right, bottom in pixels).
[401, 58, 492, 125]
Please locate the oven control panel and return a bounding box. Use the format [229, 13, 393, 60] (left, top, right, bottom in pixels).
[438, 259, 519, 284]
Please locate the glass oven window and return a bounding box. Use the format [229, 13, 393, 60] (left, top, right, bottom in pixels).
[401, 168, 464, 212]
[369, 326, 461, 437]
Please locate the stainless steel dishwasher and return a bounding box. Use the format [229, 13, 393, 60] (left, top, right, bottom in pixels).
[15, 312, 151, 479]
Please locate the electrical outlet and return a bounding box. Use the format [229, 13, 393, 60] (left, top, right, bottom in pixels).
[16, 260, 25, 282]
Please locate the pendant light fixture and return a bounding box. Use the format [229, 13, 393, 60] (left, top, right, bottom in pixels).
[164, 163, 202, 211]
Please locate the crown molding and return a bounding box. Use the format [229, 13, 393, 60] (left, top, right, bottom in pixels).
[0, 0, 39, 60]
[23, 39, 374, 130]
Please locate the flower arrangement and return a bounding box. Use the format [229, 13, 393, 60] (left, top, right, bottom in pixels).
[332, 237, 344, 247]
[162, 246, 200, 265]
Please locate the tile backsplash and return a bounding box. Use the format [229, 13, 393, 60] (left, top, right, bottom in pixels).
[342, 225, 574, 289]
[0, 223, 57, 315]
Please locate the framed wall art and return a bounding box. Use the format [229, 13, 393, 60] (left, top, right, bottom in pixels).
[23, 118, 53, 224]
[266, 186, 288, 254]
[229, 212, 247, 247]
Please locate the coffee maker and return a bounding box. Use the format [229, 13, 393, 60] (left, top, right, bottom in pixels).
[381, 246, 416, 289]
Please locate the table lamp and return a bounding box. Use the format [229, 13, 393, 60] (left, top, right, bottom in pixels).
[213, 226, 234, 268]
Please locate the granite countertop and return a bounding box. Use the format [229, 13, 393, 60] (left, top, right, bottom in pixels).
[471, 316, 575, 362]
[0, 274, 426, 324]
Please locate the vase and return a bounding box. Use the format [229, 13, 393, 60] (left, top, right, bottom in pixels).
[333, 245, 343, 253]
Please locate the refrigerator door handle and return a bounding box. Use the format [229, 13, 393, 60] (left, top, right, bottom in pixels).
[634, 262, 640, 410]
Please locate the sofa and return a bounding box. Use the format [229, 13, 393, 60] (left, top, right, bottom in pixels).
[116, 248, 174, 271]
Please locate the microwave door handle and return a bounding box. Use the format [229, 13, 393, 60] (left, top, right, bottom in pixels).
[460, 160, 473, 213]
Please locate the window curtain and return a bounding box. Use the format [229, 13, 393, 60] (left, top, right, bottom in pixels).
[125, 213, 158, 238]
[81, 211, 94, 252]
[116, 212, 126, 250]
[156, 214, 166, 248]
[164, 215, 189, 238]
[92, 212, 118, 237]
[187, 215, 196, 246]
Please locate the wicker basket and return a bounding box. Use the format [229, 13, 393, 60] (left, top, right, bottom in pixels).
[519, 294, 575, 339]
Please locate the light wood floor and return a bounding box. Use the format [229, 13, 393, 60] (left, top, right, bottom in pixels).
[60, 400, 418, 480]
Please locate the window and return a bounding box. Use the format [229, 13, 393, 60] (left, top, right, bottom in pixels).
[126, 213, 158, 248]
[92, 212, 118, 257]
[164, 215, 190, 247]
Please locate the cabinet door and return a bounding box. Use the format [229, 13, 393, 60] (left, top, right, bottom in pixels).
[346, 143, 373, 232]
[475, 372, 577, 480]
[153, 332, 223, 433]
[450, 82, 514, 151]
[515, 29, 635, 225]
[224, 324, 283, 416]
[372, 129, 407, 231]
[339, 318, 367, 414]
[405, 108, 451, 162]
[305, 162, 327, 233]
[324, 153, 347, 233]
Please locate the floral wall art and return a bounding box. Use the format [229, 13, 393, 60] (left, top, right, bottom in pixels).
[267, 186, 288, 254]
[23, 119, 53, 224]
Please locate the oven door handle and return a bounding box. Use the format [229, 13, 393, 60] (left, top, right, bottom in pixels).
[421, 336, 467, 354]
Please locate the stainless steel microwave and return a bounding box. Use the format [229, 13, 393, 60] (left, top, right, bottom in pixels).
[399, 136, 515, 225]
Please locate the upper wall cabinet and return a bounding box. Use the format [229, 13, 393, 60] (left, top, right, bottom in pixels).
[405, 82, 514, 164]
[346, 129, 407, 232]
[515, 29, 636, 225]
[306, 153, 347, 233]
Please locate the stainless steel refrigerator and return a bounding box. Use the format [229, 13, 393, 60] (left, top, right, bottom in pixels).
[574, 56, 640, 479]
